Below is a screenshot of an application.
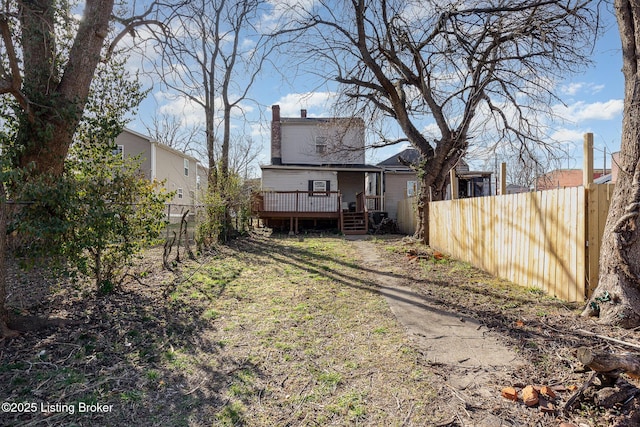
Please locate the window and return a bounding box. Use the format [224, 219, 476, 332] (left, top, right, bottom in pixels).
[184, 158, 189, 176]
[309, 180, 330, 196]
[112, 145, 124, 159]
[196, 175, 201, 190]
[407, 181, 417, 197]
[177, 188, 183, 199]
[315, 136, 327, 154]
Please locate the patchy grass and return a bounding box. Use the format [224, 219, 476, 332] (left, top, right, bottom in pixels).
[1, 235, 439, 426]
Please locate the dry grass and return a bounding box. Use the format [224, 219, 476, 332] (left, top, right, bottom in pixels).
[2, 233, 640, 426]
[1, 235, 441, 426]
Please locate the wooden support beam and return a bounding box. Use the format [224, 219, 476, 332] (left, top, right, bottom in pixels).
[450, 169, 458, 200]
[500, 162, 507, 195]
[583, 133, 594, 188]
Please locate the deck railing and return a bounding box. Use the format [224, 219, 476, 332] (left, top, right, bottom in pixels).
[253, 191, 341, 213]
[365, 195, 382, 212]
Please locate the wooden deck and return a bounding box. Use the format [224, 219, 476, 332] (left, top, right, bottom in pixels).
[252, 191, 377, 235]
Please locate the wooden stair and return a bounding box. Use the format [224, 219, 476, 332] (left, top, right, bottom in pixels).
[342, 212, 368, 235]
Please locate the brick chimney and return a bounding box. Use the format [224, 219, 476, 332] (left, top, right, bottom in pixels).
[271, 105, 282, 165]
[301, 109, 307, 118]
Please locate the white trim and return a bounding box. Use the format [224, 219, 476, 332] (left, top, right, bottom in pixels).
[150, 142, 157, 180]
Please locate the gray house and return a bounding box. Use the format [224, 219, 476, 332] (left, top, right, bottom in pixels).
[114, 129, 208, 215]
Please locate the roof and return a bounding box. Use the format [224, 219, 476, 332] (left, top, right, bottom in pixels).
[377, 148, 421, 166]
[121, 128, 204, 165]
[261, 164, 381, 172]
[377, 148, 471, 171]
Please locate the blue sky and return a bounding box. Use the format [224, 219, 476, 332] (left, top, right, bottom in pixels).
[123, 4, 625, 176]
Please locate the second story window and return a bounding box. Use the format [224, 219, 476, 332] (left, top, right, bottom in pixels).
[315, 136, 327, 154]
[113, 145, 124, 159]
[196, 175, 201, 190]
[184, 158, 189, 176]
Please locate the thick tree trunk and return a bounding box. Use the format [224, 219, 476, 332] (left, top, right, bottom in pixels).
[0, 184, 18, 338]
[582, 0, 640, 327]
[15, 0, 114, 177]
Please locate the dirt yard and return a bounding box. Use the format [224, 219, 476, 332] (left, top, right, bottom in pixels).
[1, 234, 639, 426]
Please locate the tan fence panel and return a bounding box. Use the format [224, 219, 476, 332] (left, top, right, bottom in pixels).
[397, 197, 418, 235]
[586, 184, 615, 297]
[429, 187, 586, 302]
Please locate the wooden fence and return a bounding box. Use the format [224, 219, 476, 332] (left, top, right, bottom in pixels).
[397, 197, 418, 235]
[427, 184, 614, 302]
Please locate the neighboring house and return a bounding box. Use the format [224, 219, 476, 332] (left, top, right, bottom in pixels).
[370, 148, 493, 220]
[536, 168, 610, 190]
[368, 148, 420, 221]
[253, 105, 382, 234]
[114, 129, 208, 218]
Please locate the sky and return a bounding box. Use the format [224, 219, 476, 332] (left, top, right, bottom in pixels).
[122, 3, 626, 178]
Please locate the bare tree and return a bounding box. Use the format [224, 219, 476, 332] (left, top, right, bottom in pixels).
[0, 0, 166, 177]
[582, 0, 640, 328]
[278, 0, 598, 242]
[148, 0, 274, 240]
[143, 112, 206, 159]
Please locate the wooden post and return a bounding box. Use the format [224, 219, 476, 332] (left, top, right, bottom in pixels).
[500, 162, 507, 195]
[450, 169, 458, 200]
[583, 132, 597, 297]
[583, 133, 594, 188]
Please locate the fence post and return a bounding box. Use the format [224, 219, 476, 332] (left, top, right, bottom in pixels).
[450, 169, 458, 200]
[583, 132, 596, 298]
[583, 133, 594, 188]
[500, 162, 507, 195]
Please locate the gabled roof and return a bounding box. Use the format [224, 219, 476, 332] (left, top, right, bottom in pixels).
[377, 148, 470, 170]
[377, 148, 421, 166]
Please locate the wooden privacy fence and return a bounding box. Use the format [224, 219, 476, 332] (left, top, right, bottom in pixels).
[397, 197, 418, 235]
[428, 184, 614, 302]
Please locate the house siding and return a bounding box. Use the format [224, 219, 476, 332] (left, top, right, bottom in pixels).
[384, 172, 418, 220]
[114, 130, 153, 180]
[114, 129, 207, 208]
[262, 169, 338, 192]
[280, 121, 365, 165]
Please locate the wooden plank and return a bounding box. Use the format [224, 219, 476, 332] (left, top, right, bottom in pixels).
[583, 133, 594, 187]
[531, 191, 543, 290]
[523, 193, 532, 288]
[549, 189, 560, 298]
[575, 187, 586, 301]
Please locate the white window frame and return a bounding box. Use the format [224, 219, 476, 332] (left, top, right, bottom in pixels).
[184, 158, 189, 176]
[196, 175, 201, 190]
[312, 180, 327, 192]
[113, 145, 124, 159]
[177, 188, 183, 199]
[315, 136, 327, 154]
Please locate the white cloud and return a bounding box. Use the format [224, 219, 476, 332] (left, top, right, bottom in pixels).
[275, 92, 338, 116]
[549, 128, 586, 144]
[561, 82, 585, 96]
[553, 99, 623, 122]
[560, 81, 607, 96]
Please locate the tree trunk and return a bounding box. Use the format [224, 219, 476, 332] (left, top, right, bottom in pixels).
[0, 184, 18, 338]
[15, 0, 114, 177]
[576, 347, 640, 378]
[582, 0, 640, 327]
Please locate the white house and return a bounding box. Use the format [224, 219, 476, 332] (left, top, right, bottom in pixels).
[254, 105, 382, 234]
[114, 129, 208, 215]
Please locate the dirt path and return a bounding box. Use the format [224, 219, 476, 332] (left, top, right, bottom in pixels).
[350, 237, 528, 426]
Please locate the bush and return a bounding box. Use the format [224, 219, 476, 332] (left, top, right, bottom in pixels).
[14, 140, 172, 293]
